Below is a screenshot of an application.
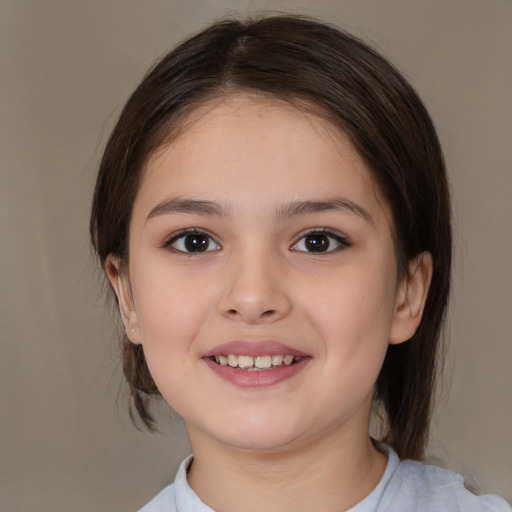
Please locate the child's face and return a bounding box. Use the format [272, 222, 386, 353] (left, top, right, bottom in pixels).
[113, 95, 413, 453]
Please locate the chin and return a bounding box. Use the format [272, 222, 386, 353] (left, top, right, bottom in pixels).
[222, 433, 301, 454]
[192, 414, 306, 454]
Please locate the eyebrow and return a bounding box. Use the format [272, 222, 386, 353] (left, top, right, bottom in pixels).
[146, 198, 231, 222]
[275, 198, 374, 225]
[146, 196, 373, 225]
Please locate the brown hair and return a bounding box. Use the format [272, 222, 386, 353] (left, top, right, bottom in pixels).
[90, 15, 451, 460]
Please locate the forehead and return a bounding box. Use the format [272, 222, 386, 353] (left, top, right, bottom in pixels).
[136, 94, 389, 223]
[146, 93, 364, 170]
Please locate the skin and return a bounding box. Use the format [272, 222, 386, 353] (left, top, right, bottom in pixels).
[107, 95, 432, 511]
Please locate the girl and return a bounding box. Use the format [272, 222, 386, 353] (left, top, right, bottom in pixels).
[90, 15, 510, 512]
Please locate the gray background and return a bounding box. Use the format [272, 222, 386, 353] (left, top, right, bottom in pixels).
[1, 1, 511, 510]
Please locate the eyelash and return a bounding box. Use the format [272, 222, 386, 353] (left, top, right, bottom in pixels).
[162, 228, 351, 254]
[290, 228, 351, 254]
[163, 229, 221, 254]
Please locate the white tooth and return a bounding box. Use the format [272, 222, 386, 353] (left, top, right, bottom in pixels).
[271, 355, 284, 366]
[283, 355, 294, 365]
[238, 355, 254, 369]
[255, 355, 272, 369]
[218, 355, 228, 366]
[227, 354, 238, 367]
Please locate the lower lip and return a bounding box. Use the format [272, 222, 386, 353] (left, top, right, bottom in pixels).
[203, 357, 310, 388]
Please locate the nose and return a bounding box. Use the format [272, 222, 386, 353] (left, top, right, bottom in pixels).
[217, 245, 292, 324]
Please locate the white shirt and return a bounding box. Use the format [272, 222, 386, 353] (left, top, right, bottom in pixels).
[138, 447, 510, 511]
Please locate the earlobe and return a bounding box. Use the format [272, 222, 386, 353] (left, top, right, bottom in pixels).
[105, 255, 142, 344]
[389, 252, 433, 345]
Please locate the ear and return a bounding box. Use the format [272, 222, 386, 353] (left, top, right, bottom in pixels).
[389, 252, 433, 345]
[105, 255, 142, 344]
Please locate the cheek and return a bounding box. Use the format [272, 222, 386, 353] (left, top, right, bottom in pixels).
[131, 264, 211, 352]
[304, 263, 397, 364]
[132, 275, 208, 405]
[309, 271, 395, 417]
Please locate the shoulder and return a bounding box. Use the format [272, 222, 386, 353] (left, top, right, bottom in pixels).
[382, 455, 511, 511]
[137, 483, 176, 512]
[136, 455, 214, 512]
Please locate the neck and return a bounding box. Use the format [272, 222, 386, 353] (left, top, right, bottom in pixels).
[186, 424, 387, 512]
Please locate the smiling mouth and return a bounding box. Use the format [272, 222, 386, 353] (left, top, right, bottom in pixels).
[209, 354, 302, 371]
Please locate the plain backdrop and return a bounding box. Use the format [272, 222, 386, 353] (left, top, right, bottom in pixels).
[1, 1, 511, 510]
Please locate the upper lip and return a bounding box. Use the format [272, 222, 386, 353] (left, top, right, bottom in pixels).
[202, 340, 310, 358]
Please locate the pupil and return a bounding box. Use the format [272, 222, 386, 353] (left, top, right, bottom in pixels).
[184, 234, 209, 252]
[305, 234, 329, 252]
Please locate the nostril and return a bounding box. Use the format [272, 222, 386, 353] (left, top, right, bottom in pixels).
[225, 308, 276, 319]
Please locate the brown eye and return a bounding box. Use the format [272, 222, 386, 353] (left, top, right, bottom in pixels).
[291, 231, 348, 253]
[303, 234, 330, 252]
[168, 231, 220, 253]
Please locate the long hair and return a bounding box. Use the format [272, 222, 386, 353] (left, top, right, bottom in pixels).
[90, 15, 451, 460]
